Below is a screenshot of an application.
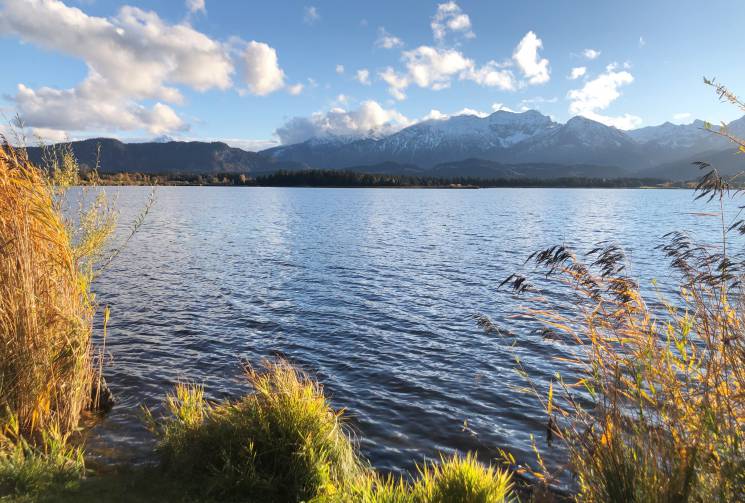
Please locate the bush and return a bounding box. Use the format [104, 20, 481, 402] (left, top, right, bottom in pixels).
[148, 359, 368, 501]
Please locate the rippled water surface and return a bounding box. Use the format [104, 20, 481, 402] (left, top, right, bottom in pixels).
[87, 187, 730, 474]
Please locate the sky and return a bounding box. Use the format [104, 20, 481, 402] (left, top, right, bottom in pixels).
[0, 0, 744, 150]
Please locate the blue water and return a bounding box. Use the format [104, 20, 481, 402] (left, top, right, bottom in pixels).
[86, 186, 732, 477]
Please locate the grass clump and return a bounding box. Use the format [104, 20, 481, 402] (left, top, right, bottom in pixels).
[150, 359, 516, 503]
[148, 359, 368, 502]
[0, 413, 84, 499]
[411, 454, 513, 503]
[344, 454, 513, 503]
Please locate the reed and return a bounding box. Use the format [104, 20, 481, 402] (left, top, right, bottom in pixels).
[494, 87, 745, 501]
[0, 141, 114, 438]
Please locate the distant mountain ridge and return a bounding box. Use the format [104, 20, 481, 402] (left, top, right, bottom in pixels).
[262, 110, 745, 179]
[21, 110, 745, 181]
[24, 138, 304, 175]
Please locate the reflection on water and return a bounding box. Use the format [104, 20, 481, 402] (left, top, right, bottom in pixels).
[85, 186, 731, 475]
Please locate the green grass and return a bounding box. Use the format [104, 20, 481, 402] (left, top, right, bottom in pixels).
[144, 360, 516, 503]
[146, 360, 369, 502]
[0, 415, 84, 500]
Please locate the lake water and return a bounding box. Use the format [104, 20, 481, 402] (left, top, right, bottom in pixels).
[86, 186, 733, 479]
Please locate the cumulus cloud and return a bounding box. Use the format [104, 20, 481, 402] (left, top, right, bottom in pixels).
[0, 0, 289, 136]
[186, 0, 205, 14]
[375, 27, 403, 49]
[275, 101, 411, 145]
[380, 45, 515, 100]
[431, 2, 474, 41]
[567, 67, 641, 129]
[569, 66, 587, 80]
[379, 67, 410, 100]
[638, 36, 646, 48]
[403, 46, 472, 88]
[462, 61, 516, 90]
[673, 112, 692, 122]
[336, 64, 345, 74]
[287, 83, 304, 95]
[242, 41, 285, 95]
[513, 31, 550, 85]
[582, 48, 601, 60]
[14, 82, 187, 134]
[355, 69, 371, 85]
[303, 6, 319, 24]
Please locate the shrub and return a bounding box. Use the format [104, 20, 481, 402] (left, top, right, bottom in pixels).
[148, 359, 368, 501]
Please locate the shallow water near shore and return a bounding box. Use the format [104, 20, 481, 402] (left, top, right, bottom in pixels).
[84, 186, 735, 479]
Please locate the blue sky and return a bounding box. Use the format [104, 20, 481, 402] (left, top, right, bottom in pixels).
[0, 0, 743, 149]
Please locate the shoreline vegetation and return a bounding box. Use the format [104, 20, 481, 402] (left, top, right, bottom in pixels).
[83, 169, 682, 189]
[1, 80, 743, 503]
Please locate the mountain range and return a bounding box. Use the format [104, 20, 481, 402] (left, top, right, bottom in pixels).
[23, 110, 745, 181]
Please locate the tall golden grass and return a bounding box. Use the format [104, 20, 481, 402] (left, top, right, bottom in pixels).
[0, 141, 115, 439]
[495, 82, 745, 501]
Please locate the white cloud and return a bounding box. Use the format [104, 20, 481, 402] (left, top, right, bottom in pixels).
[0, 0, 241, 135]
[569, 66, 587, 80]
[422, 109, 449, 121]
[375, 27, 403, 49]
[673, 112, 692, 122]
[379, 67, 409, 100]
[14, 82, 187, 134]
[287, 83, 304, 95]
[186, 0, 205, 14]
[567, 68, 641, 129]
[454, 108, 489, 118]
[335, 64, 345, 74]
[380, 45, 515, 99]
[520, 96, 558, 107]
[334, 94, 349, 105]
[242, 41, 285, 95]
[0, 0, 291, 136]
[513, 31, 550, 85]
[403, 46, 471, 88]
[431, 2, 474, 41]
[303, 6, 319, 24]
[582, 48, 601, 60]
[29, 127, 70, 144]
[638, 36, 646, 48]
[462, 61, 516, 90]
[222, 138, 279, 151]
[492, 102, 516, 113]
[355, 69, 371, 85]
[275, 100, 411, 144]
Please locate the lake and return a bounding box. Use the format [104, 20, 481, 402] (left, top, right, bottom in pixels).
[86, 186, 732, 479]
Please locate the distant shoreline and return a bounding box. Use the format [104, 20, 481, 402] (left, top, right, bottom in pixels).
[81, 169, 688, 189]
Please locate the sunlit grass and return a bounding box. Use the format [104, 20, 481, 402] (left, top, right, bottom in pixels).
[147, 359, 369, 501]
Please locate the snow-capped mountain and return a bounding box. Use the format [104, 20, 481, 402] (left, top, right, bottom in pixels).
[261, 110, 745, 178]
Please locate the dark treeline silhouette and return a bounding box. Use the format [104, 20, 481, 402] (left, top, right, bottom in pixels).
[93, 169, 676, 188]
